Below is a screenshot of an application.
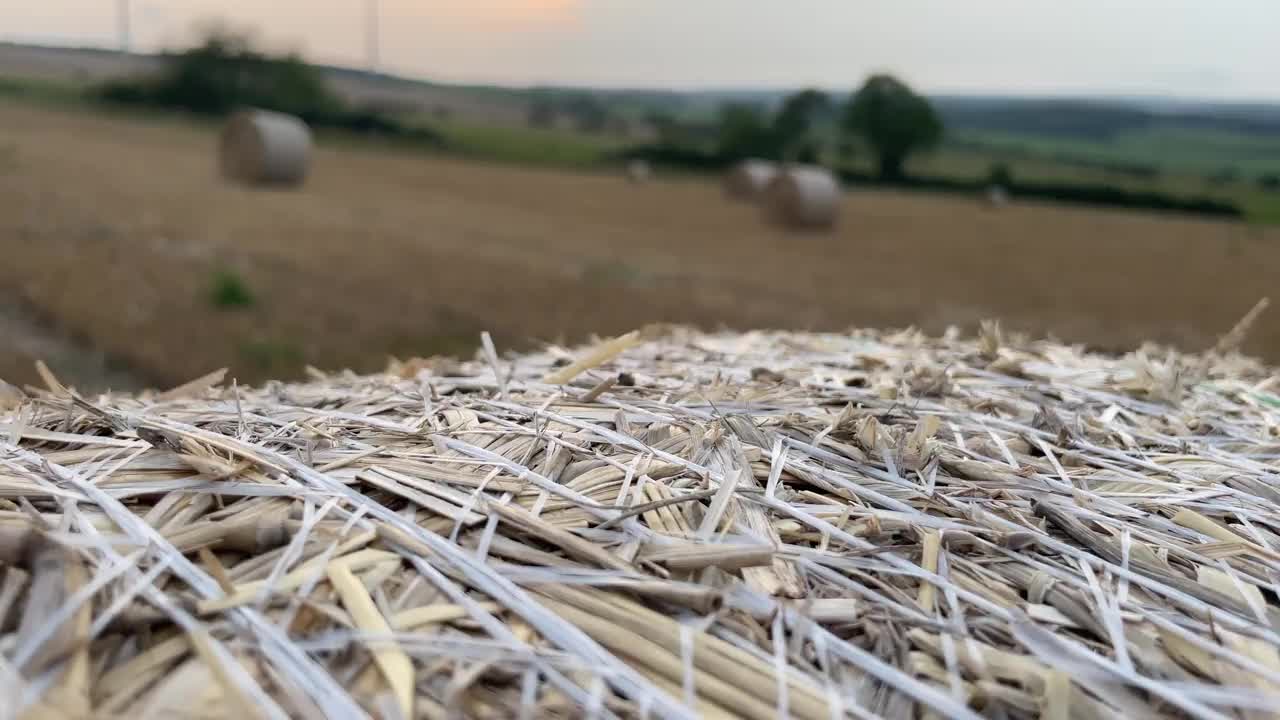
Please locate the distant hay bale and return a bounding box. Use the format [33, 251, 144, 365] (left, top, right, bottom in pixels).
[986, 184, 1010, 208]
[723, 159, 778, 201]
[763, 165, 840, 229]
[219, 109, 313, 187]
[626, 159, 652, 184]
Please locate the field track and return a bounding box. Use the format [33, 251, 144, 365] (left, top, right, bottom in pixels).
[1, 99, 1278, 389]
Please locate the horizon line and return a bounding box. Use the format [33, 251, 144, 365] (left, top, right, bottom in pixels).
[3, 37, 1278, 107]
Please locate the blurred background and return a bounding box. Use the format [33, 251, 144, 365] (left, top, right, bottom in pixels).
[1, 1, 1278, 391]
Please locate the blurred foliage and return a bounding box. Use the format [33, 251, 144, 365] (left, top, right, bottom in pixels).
[527, 95, 558, 128]
[715, 103, 780, 161]
[209, 269, 254, 310]
[95, 30, 440, 143]
[99, 30, 340, 117]
[833, 167, 1241, 218]
[240, 339, 303, 374]
[643, 111, 678, 142]
[935, 97, 1280, 143]
[938, 99, 1153, 141]
[624, 73, 1241, 219]
[953, 137, 1163, 181]
[69, 33, 1250, 223]
[644, 111, 718, 148]
[523, 91, 613, 134]
[437, 120, 622, 168]
[615, 144, 729, 172]
[844, 74, 943, 179]
[562, 93, 610, 133]
[987, 162, 1014, 187]
[773, 89, 834, 162]
[0, 75, 83, 105]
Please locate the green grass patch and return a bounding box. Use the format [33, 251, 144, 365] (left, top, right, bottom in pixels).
[1243, 194, 1280, 225]
[955, 128, 1280, 179]
[240, 339, 303, 373]
[209, 270, 255, 309]
[0, 75, 86, 106]
[578, 259, 658, 289]
[431, 120, 622, 168]
[922, 139, 1278, 224]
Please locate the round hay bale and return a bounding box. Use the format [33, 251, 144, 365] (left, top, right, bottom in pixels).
[986, 184, 1010, 208]
[988, 184, 1008, 207]
[219, 109, 313, 187]
[626, 159, 652, 184]
[763, 165, 840, 229]
[723, 159, 778, 201]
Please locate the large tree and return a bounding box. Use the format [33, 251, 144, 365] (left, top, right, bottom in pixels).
[773, 88, 833, 160]
[716, 103, 780, 160]
[844, 74, 942, 179]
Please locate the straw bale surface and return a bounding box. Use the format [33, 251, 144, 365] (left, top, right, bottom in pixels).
[765, 165, 840, 229]
[723, 159, 778, 201]
[988, 184, 1011, 208]
[219, 109, 313, 187]
[3, 324, 1280, 718]
[625, 159, 652, 184]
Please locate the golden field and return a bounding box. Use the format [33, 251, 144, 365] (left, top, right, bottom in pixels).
[1, 99, 1278, 390]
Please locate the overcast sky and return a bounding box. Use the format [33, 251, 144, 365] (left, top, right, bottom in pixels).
[4, 1, 1278, 99]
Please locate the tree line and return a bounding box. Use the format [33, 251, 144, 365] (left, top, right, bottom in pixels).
[649, 75, 942, 180]
[96, 30, 441, 143]
[86, 32, 1254, 217]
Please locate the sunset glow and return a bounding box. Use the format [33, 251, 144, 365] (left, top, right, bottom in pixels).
[0, 0, 1276, 97]
[428, 0, 579, 27]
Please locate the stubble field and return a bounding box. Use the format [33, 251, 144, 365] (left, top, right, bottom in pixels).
[1, 99, 1278, 390]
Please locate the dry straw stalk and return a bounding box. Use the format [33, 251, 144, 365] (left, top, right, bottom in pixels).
[3, 318, 1280, 718]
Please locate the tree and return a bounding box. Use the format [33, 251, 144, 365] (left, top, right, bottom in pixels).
[774, 89, 833, 161]
[527, 96, 557, 128]
[988, 162, 1014, 188]
[1259, 173, 1280, 192]
[562, 93, 609, 133]
[644, 110, 679, 143]
[715, 103, 779, 161]
[98, 28, 342, 119]
[843, 74, 942, 179]
[836, 138, 859, 164]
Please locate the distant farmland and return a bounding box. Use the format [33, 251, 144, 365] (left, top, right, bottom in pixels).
[1, 98, 1279, 391]
[0, 41, 532, 126]
[5, 41, 1279, 223]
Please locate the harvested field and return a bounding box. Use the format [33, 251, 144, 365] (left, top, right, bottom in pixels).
[3, 324, 1280, 717]
[1, 99, 1280, 392]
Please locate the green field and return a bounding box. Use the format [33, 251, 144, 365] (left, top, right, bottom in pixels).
[5, 52, 1280, 223]
[0, 74, 82, 105]
[956, 127, 1280, 178]
[914, 134, 1280, 224]
[427, 119, 624, 168]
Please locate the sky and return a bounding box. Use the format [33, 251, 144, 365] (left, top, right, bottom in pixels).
[3, 0, 1278, 100]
